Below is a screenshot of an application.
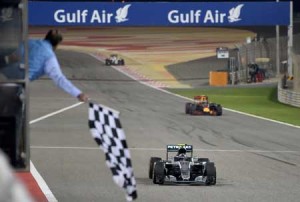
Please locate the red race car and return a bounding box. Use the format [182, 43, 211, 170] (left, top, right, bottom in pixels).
[185, 95, 222, 116]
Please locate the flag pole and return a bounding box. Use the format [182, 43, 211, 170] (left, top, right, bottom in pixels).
[276, 0, 280, 77]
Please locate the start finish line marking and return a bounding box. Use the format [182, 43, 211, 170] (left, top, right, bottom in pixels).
[30, 146, 300, 154]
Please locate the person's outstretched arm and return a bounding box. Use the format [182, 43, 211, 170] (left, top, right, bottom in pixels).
[44, 56, 89, 102]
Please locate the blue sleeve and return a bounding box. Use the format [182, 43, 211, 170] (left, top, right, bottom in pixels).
[44, 56, 82, 98]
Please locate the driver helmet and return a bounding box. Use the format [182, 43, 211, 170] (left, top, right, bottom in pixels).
[177, 147, 186, 156]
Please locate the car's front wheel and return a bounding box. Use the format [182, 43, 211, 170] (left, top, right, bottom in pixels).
[185, 103, 192, 114]
[205, 162, 216, 185]
[105, 59, 111, 66]
[120, 59, 125, 65]
[148, 157, 161, 179]
[153, 162, 165, 184]
[216, 105, 222, 116]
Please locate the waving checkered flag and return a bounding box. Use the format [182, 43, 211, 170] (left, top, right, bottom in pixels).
[88, 102, 137, 201]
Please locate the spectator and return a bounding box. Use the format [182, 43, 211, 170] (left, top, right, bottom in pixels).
[282, 73, 288, 89]
[248, 63, 257, 83]
[0, 30, 89, 168]
[1, 29, 89, 102]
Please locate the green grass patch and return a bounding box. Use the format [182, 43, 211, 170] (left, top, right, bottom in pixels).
[169, 87, 300, 126]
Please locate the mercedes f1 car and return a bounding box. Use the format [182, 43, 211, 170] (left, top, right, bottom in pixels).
[185, 95, 222, 116]
[105, 54, 125, 66]
[148, 144, 216, 185]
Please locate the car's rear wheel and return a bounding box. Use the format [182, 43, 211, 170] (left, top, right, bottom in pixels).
[153, 162, 165, 184]
[198, 158, 210, 163]
[205, 162, 216, 185]
[149, 157, 161, 179]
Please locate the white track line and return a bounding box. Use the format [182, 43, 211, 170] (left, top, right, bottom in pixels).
[30, 162, 57, 202]
[29, 52, 299, 201]
[223, 108, 300, 129]
[30, 146, 299, 154]
[161, 89, 300, 129]
[90, 53, 300, 129]
[29, 102, 84, 202]
[29, 102, 84, 124]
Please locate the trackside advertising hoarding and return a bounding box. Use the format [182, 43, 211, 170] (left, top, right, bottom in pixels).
[28, 2, 290, 26]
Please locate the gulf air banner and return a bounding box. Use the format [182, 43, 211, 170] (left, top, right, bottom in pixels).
[28, 2, 290, 26]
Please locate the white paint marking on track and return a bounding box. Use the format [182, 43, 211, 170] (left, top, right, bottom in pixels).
[222, 108, 300, 129]
[30, 162, 58, 202]
[30, 146, 300, 154]
[29, 102, 84, 202]
[29, 102, 84, 124]
[29, 52, 299, 201]
[90, 53, 300, 129]
[151, 87, 300, 129]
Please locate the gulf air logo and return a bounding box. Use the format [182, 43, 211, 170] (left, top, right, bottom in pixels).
[115, 4, 131, 23]
[53, 4, 131, 24]
[228, 4, 244, 23]
[168, 4, 244, 24]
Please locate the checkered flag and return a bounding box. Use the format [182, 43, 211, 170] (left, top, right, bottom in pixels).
[88, 102, 137, 201]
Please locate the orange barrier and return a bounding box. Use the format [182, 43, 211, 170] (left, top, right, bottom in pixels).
[209, 71, 228, 86]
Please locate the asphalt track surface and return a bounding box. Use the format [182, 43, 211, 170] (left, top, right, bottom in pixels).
[29, 50, 300, 202]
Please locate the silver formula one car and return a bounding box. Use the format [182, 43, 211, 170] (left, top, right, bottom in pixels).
[105, 54, 125, 66]
[149, 144, 216, 185]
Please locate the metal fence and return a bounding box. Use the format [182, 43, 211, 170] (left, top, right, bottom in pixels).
[232, 35, 291, 83]
[229, 33, 300, 107]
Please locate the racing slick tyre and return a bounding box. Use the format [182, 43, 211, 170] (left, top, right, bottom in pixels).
[120, 59, 125, 65]
[153, 162, 165, 185]
[149, 157, 162, 179]
[189, 104, 197, 115]
[185, 103, 192, 114]
[216, 105, 222, 116]
[205, 162, 216, 186]
[117, 60, 122, 65]
[198, 158, 210, 163]
[105, 59, 111, 66]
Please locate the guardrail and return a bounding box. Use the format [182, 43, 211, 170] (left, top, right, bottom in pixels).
[277, 45, 300, 108]
[278, 82, 300, 107]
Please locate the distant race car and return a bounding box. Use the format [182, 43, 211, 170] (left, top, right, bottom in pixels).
[185, 95, 222, 116]
[105, 54, 125, 66]
[148, 144, 217, 185]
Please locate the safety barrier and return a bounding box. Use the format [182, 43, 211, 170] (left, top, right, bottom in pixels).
[277, 50, 300, 108]
[278, 82, 300, 107]
[209, 71, 228, 86]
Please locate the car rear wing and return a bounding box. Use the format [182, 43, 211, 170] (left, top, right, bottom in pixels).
[167, 144, 193, 152]
[194, 95, 208, 102]
[166, 144, 193, 160]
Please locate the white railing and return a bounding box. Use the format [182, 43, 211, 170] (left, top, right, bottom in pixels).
[278, 83, 300, 107]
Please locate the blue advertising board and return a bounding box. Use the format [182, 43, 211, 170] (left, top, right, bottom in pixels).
[28, 2, 290, 26]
